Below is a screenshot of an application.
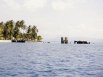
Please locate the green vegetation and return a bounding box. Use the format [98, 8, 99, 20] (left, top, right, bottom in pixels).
[0, 20, 42, 41]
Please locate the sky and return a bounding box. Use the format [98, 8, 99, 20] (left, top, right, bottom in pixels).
[0, 0, 103, 41]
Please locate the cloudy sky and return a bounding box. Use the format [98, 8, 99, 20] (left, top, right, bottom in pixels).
[0, 0, 103, 41]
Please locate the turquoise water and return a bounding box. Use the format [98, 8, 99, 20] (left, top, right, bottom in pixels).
[0, 43, 103, 77]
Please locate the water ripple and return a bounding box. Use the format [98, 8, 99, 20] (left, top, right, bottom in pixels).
[0, 43, 103, 77]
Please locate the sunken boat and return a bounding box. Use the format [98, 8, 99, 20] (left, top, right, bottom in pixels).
[12, 39, 25, 43]
[74, 41, 90, 44]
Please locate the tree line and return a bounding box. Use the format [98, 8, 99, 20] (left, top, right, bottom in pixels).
[0, 20, 42, 41]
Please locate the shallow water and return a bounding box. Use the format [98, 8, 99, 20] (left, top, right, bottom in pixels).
[0, 43, 103, 77]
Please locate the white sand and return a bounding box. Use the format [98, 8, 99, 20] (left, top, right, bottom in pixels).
[0, 40, 11, 42]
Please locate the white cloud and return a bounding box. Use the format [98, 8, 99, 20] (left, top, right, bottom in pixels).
[23, 0, 47, 10]
[2, 0, 47, 11]
[3, 0, 20, 9]
[51, 0, 72, 11]
[51, 0, 86, 11]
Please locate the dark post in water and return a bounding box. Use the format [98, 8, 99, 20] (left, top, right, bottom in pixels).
[65, 37, 68, 44]
[61, 37, 64, 44]
[61, 37, 68, 44]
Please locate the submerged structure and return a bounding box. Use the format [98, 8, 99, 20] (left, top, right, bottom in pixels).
[61, 37, 68, 44]
[74, 41, 90, 44]
[61, 37, 64, 44]
[12, 40, 25, 43]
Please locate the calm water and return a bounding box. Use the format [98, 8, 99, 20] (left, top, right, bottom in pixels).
[0, 43, 103, 77]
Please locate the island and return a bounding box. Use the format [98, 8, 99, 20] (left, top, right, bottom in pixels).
[0, 20, 42, 42]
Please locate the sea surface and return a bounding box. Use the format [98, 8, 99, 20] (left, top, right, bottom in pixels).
[0, 42, 103, 77]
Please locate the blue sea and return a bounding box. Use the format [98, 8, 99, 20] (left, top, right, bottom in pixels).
[0, 42, 103, 77]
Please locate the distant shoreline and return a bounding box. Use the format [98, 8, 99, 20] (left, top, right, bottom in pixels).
[0, 40, 11, 42]
[0, 40, 42, 43]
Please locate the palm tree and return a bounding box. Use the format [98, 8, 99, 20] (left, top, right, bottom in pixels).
[15, 20, 26, 40]
[27, 25, 32, 40]
[15, 21, 20, 28]
[6, 20, 14, 39]
[20, 20, 25, 29]
[0, 20, 41, 41]
[0, 22, 4, 39]
[13, 26, 19, 40]
[31, 25, 38, 41]
[20, 20, 26, 40]
[37, 35, 42, 41]
[15, 20, 25, 29]
[3, 25, 9, 40]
